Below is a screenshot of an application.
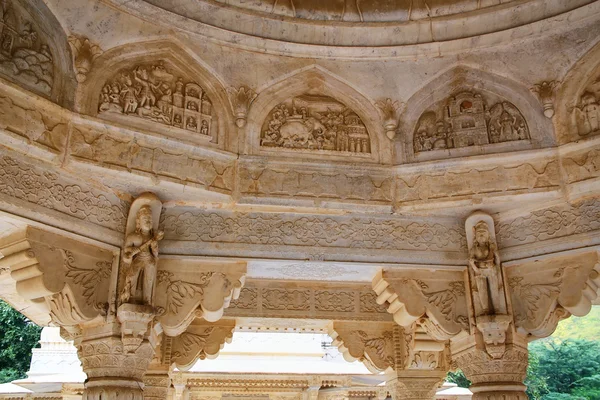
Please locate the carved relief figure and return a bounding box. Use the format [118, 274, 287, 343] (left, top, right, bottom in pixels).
[413, 91, 530, 153]
[98, 63, 214, 137]
[573, 92, 600, 136]
[0, 0, 54, 95]
[119, 193, 164, 306]
[469, 221, 503, 315]
[260, 94, 370, 154]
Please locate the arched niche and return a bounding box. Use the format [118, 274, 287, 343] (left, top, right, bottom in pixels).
[0, 0, 76, 107]
[397, 66, 553, 163]
[78, 41, 235, 150]
[555, 40, 600, 145]
[245, 66, 389, 164]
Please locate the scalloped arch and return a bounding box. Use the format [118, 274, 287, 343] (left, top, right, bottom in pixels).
[555, 40, 600, 144]
[245, 66, 391, 164]
[77, 40, 236, 151]
[397, 65, 554, 163]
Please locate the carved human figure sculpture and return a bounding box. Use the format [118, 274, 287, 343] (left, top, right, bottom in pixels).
[120, 195, 164, 306]
[469, 221, 503, 316]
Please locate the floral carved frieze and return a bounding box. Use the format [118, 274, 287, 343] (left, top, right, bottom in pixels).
[161, 209, 466, 257]
[260, 95, 370, 155]
[0, 226, 115, 327]
[505, 250, 600, 338]
[98, 63, 216, 140]
[226, 283, 389, 321]
[0, 155, 128, 231]
[372, 270, 469, 340]
[328, 321, 395, 373]
[165, 319, 235, 371]
[413, 91, 530, 153]
[154, 258, 246, 336]
[0, 0, 54, 95]
[496, 198, 600, 248]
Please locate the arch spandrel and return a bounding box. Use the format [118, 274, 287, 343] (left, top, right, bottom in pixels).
[398, 66, 554, 163]
[78, 41, 236, 151]
[246, 67, 390, 164]
[0, 0, 76, 107]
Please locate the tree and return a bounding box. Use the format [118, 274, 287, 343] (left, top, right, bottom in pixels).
[0, 300, 42, 383]
[447, 369, 471, 388]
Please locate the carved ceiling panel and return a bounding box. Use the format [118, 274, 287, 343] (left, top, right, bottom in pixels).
[413, 91, 530, 154]
[260, 94, 370, 156]
[98, 62, 217, 142]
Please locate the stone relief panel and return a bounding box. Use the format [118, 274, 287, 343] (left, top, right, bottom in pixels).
[260, 95, 370, 155]
[239, 162, 392, 203]
[395, 159, 560, 205]
[413, 91, 530, 154]
[0, 153, 128, 231]
[496, 198, 600, 248]
[69, 124, 235, 193]
[97, 62, 217, 142]
[571, 79, 600, 138]
[561, 146, 600, 185]
[0, 0, 54, 95]
[505, 251, 600, 338]
[161, 209, 466, 260]
[225, 282, 390, 321]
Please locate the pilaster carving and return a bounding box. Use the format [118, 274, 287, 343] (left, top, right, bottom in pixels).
[372, 269, 469, 340]
[531, 81, 558, 118]
[143, 371, 171, 400]
[328, 321, 395, 373]
[376, 98, 403, 140]
[228, 86, 257, 128]
[386, 373, 445, 400]
[167, 319, 235, 371]
[466, 211, 511, 359]
[68, 35, 102, 83]
[505, 250, 600, 338]
[155, 259, 246, 336]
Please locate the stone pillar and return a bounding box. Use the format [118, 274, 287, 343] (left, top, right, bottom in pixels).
[386, 371, 445, 400]
[144, 366, 171, 400]
[75, 321, 155, 400]
[453, 331, 529, 400]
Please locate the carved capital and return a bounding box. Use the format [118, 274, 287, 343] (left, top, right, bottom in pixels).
[68, 35, 102, 83]
[155, 259, 246, 336]
[0, 226, 115, 328]
[506, 250, 600, 339]
[386, 372, 445, 400]
[117, 303, 155, 353]
[227, 86, 257, 128]
[328, 321, 395, 373]
[164, 319, 235, 370]
[375, 98, 403, 140]
[372, 269, 468, 339]
[531, 80, 559, 118]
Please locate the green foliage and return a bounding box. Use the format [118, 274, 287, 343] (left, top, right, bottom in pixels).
[526, 346, 549, 399]
[542, 393, 586, 400]
[553, 307, 600, 342]
[446, 369, 470, 388]
[0, 300, 42, 384]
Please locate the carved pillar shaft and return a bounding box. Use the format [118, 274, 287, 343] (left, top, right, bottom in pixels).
[387, 373, 445, 400]
[76, 323, 155, 400]
[144, 369, 171, 400]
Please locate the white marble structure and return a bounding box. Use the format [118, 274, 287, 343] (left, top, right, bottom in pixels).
[0, 0, 599, 399]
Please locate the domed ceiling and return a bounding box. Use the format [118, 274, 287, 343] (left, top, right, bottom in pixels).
[123, 0, 592, 49]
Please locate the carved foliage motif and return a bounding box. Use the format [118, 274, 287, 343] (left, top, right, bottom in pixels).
[496, 198, 600, 248]
[261, 95, 370, 154]
[413, 91, 529, 153]
[68, 35, 102, 83]
[63, 249, 111, 312]
[98, 63, 215, 139]
[169, 320, 235, 371]
[0, 155, 127, 230]
[0, 0, 54, 95]
[161, 209, 466, 253]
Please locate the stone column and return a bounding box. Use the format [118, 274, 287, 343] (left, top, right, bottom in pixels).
[386, 371, 446, 400]
[453, 331, 529, 400]
[144, 365, 171, 400]
[75, 321, 156, 400]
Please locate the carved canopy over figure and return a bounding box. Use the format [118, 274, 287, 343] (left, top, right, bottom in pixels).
[467, 219, 507, 317]
[119, 193, 164, 306]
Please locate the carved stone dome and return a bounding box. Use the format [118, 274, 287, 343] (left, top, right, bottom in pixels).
[113, 0, 592, 50]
